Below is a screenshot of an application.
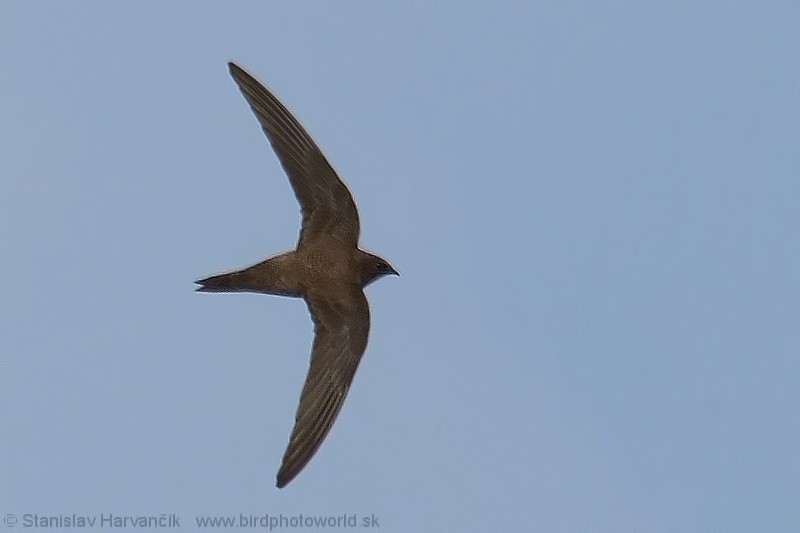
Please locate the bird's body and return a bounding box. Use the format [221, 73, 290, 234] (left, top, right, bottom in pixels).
[196, 63, 397, 488]
[198, 239, 384, 297]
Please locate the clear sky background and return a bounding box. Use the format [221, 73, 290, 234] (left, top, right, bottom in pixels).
[2, 3, 798, 531]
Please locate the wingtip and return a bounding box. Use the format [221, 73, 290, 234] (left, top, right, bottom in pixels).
[276, 458, 303, 489]
[228, 61, 243, 76]
[276, 472, 289, 489]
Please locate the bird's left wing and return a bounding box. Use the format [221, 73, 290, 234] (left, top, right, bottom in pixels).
[276, 287, 371, 488]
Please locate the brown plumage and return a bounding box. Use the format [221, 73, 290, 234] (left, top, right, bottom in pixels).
[196, 63, 397, 488]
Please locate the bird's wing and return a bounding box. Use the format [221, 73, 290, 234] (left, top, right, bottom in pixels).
[276, 287, 371, 488]
[228, 62, 360, 248]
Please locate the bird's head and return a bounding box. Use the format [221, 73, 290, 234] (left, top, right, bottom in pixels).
[358, 251, 399, 287]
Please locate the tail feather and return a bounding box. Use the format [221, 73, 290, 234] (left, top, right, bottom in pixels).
[195, 270, 251, 292]
[195, 255, 302, 297]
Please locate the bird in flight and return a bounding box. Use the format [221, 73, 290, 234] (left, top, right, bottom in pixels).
[196, 62, 398, 488]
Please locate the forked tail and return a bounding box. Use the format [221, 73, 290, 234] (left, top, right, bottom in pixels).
[195, 270, 252, 292]
[195, 257, 302, 297]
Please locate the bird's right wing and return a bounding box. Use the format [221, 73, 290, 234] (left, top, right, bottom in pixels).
[228, 63, 360, 248]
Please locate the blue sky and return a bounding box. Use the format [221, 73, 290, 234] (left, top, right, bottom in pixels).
[2, 2, 798, 531]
